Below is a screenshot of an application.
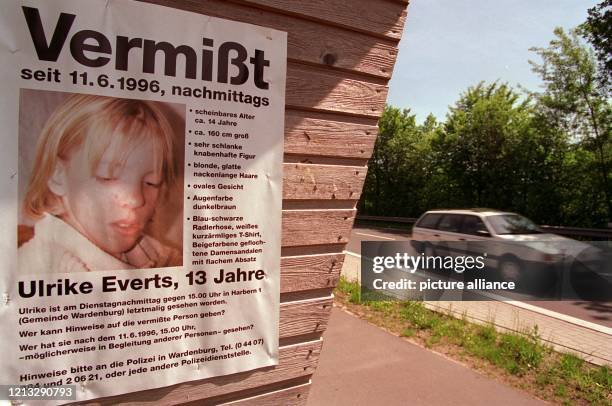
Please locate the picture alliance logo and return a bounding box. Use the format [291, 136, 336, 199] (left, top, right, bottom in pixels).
[371, 253, 488, 274]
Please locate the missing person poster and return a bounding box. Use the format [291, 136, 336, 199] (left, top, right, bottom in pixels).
[0, 0, 286, 402]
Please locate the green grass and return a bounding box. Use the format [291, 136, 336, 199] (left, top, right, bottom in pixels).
[336, 277, 361, 304]
[400, 328, 416, 337]
[543, 354, 611, 404]
[334, 277, 612, 405]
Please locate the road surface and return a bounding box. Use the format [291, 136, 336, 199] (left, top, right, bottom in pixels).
[349, 224, 612, 328]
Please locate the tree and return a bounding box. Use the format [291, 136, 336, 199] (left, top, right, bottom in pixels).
[579, 0, 612, 89]
[529, 27, 612, 223]
[360, 106, 438, 217]
[435, 82, 539, 210]
[362, 106, 417, 214]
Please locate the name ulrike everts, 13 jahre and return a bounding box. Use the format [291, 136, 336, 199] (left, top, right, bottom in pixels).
[17, 269, 265, 298]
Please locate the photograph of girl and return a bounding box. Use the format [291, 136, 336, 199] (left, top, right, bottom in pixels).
[18, 91, 185, 274]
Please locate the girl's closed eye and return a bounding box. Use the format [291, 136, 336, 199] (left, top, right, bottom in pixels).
[145, 181, 163, 189]
[95, 163, 116, 183]
[96, 174, 117, 183]
[144, 177, 163, 188]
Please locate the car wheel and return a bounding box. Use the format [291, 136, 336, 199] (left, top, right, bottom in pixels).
[498, 257, 522, 285]
[424, 243, 436, 258]
[424, 243, 443, 273]
[570, 260, 610, 301]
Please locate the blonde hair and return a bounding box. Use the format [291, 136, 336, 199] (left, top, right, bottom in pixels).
[24, 94, 176, 219]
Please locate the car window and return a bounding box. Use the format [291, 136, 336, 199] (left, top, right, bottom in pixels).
[416, 213, 442, 229]
[437, 214, 463, 233]
[460, 215, 488, 235]
[488, 214, 541, 235]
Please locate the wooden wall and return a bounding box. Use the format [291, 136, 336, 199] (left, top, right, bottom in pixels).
[93, 0, 409, 404]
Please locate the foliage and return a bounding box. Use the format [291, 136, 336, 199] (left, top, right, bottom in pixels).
[435, 82, 538, 211]
[579, 0, 612, 88]
[361, 107, 435, 216]
[529, 27, 611, 223]
[360, 26, 611, 227]
[336, 277, 360, 304]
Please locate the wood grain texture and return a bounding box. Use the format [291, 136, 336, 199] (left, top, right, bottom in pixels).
[79, 304, 323, 404]
[286, 63, 388, 117]
[141, 0, 398, 78]
[232, 0, 407, 40]
[284, 110, 378, 159]
[283, 164, 367, 201]
[282, 210, 355, 247]
[89, 340, 322, 405]
[280, 297, 333, 338]
[221, 382, 310, 405]
[280, 253, 344, 293]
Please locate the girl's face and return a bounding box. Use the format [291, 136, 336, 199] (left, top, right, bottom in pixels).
[57, 135, 163, 257]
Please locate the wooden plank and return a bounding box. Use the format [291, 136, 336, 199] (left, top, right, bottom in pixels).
[286, 63, 387, 117]
[281, 244, 347, 257]
[221, 382, 310, 405]
[93, 340, 322, 405]
[232, 0, 407, 40]
[280, 253, 344, 293]
[282, 210, 355, 246]
[283, 164, 367, 200]
[89, 302, 327, 403]
[142, 0, 398, 78]
[284, 110, 378, 159]
[280, 289, 333, 305]
[282, 201, 356, 211]
[280, 297, 333, 338]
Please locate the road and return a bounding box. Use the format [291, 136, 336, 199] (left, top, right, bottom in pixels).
[348, 224, 612, 328]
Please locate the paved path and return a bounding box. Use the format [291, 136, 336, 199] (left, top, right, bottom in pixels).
[307, 308, 544, 406]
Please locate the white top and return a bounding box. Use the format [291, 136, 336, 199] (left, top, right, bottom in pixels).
[18, 214, 181, 274]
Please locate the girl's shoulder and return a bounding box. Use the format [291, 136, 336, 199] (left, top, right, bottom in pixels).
[128, 235, 182, 269]
[19, 234, 90, 274]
